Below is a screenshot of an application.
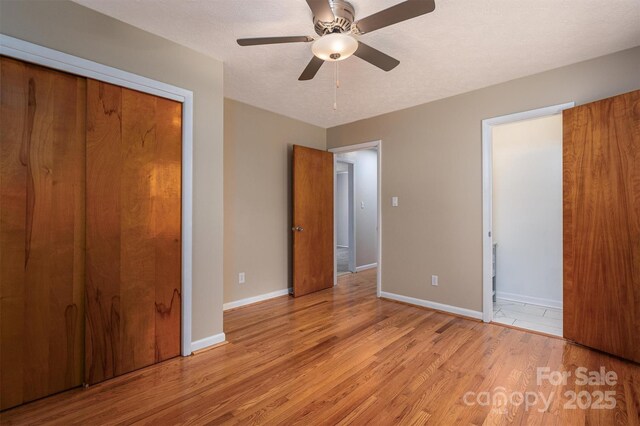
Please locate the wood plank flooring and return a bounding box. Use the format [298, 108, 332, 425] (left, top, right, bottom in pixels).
[2, 269, 639, 425]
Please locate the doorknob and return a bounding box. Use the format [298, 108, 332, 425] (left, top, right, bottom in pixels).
[291, 226, 304, 232]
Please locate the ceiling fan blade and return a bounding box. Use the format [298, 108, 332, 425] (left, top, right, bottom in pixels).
[353, 42, 400, 72]
[305, 0, 335, 23]
[299, 56, 324, 81]
[237, 36, 314, 46]
[355, 0, 436, 34]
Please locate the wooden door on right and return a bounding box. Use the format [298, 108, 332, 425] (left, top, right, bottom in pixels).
[563, 90, 640, 363]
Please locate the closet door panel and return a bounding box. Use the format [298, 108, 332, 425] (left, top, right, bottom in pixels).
[85, 81, 123, 384]
[85, 80, 182, 385]
[119, 87, 157, 374]
[153, 98, 182, 361]
[44, 58, 87, 397]
[0, 56, 27, 411]
[0, 56, 85, 410]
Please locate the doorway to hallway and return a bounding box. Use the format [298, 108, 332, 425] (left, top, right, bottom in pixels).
[332, 144, 379, 289]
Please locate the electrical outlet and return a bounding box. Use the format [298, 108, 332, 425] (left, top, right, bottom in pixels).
[431, 275, 438, 286]
[239, 272, 245, 284]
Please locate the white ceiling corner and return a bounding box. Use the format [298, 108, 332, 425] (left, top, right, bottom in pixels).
[72, 0, 640, 128]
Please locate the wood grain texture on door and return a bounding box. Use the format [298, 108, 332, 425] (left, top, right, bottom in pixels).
[563, 90, 640, 363]
[0, 56, 86, 410]
[85, 79, 182, 385]
[292, 145, 334, 297]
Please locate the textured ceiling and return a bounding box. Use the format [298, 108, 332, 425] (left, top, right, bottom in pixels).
[73, 0, 640, 128]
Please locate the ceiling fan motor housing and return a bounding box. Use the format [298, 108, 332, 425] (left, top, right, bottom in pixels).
[314, 0, 355, 35]
[238, 0, 434, 80]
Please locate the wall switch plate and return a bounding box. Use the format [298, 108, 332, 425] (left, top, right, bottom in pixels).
[361, 201, 365, 209]
[392, 197, 398, 207]
[431, 275, 438, 286]
[239, 272, 245, 284]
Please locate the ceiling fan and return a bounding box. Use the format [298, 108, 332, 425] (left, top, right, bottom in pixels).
[237, 0, 436, 81]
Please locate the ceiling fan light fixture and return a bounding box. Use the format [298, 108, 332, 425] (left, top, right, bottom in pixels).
[312, 33, 358, 61]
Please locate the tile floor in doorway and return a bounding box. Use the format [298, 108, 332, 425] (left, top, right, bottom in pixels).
[493, 299, 562, 337]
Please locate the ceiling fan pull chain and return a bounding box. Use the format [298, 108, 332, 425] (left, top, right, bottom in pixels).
[334, 61, 338, 111]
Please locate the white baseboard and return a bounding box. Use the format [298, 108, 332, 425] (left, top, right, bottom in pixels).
[496, 291, 562, 309]
[223, 288, 290, 311]
[380, 291, 483, 320]
[191, 332, 226, 352]
[356, 262, 377, 272]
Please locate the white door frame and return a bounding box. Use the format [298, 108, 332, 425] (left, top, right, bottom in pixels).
[481, 103, 574, 323]
[329, 140, 382, 297]
[335, 159, 356, 273]
[1, 35, 196, 356]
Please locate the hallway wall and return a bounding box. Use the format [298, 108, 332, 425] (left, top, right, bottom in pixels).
[336, 171, 349, 247]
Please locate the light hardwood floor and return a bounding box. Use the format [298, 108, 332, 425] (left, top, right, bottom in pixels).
[2, 269, 639, 424]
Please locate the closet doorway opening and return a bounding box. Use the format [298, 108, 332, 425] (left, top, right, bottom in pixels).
[482, 103, 573, 337]
[330, 141, 381, 297]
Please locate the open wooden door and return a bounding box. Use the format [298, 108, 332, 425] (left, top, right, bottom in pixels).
[292, 145, 334, 297]
[563, 90, 640, 363]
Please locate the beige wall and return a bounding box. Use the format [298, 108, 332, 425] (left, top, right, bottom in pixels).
[327, 46, 640, 313]
[224, 99, 326, 304]
[1, 0, 225, 341]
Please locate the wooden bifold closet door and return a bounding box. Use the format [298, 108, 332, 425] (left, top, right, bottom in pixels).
[1, 56, 86, 411]
[0, 57, 183, 410]
[85, 79, 182, 384]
